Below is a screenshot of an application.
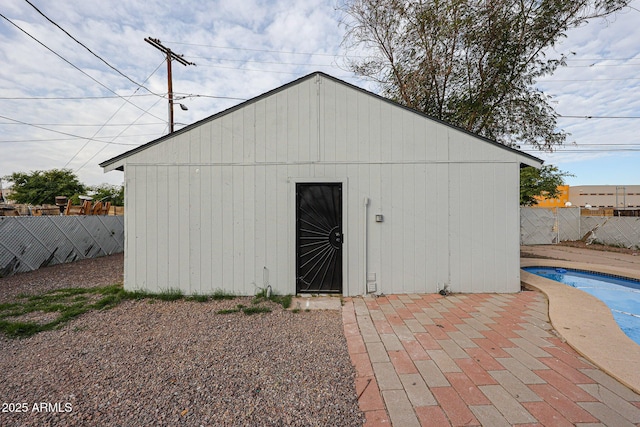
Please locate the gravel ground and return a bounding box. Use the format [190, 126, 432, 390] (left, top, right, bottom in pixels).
[0, 255, 364, 426]
[0, 253, 125, 303]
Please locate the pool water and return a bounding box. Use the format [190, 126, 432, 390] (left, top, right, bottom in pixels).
[524, 267, 640, 346]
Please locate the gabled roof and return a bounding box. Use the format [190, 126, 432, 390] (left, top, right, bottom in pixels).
[100, 71, 543, 170]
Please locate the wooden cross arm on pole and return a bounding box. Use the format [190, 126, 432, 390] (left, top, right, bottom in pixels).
[144, 37, 195, 133]
[144, 37, 196, 66]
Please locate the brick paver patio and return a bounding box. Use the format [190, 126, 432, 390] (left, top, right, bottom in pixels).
[343, 291, 640, 426]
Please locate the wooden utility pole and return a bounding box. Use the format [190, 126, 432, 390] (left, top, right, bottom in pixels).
[144, 37, 195, 133]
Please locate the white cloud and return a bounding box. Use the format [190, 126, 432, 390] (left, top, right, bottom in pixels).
[1, 0, 639, 188]
[529, 1, 640, 184]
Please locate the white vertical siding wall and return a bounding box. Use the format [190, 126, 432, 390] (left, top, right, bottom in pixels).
[122, 74, 525, 295]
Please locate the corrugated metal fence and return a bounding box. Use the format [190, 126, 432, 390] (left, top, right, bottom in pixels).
[521, 207, 640, 249]
[0, 216, 124, 277]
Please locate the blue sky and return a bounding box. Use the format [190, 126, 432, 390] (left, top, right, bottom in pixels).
[1, 0, 639, 188]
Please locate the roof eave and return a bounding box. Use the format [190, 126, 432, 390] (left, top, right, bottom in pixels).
[520, 155, 544, 168]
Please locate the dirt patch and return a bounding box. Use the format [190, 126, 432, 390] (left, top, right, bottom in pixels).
[520, 251, 557, 259]
[557, 240, 640, 255]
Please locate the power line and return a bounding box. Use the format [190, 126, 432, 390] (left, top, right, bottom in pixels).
[75, 96, 166, 173]
[564, 63, 640, 68]
[559, 143, 640, 146]
[0, 122, 164, 127]
[191, 63, 307, 75]
[0, 93, 245, 101]
[0, 94, 156, 100]
[537, 77, 640, 82]
[23, 0, 159, 96]
[558, 115, 640, 119]
[166, 40, 347, 57]
[0, 13, 166, 123]
[567, 57, 640, 61]
[0, 114, 144, 146]
[0, 61, 164, 167]
[145, 37, 196, 134]
[522, 144, 640, 151]
[64, 61, 165, 168]
[173, 93, 247, 101]
[193, 62, 354, 78]
[0, 132, 158, 145]
[520, 143, 640, 152]
[190, 55, 337, 68]
[522, 148, 640, 152]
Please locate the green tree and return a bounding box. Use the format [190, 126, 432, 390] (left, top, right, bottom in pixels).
[89, 184, 124, 206]
[520, 165, 572, 206]
[340, 0, 630, 150]
[3, 169, 86, 205]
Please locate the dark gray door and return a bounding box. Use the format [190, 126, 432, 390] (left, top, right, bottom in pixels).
[296, 183, 343, 293]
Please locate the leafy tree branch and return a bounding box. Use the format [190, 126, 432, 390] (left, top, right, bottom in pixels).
[340, 0, 631, 150]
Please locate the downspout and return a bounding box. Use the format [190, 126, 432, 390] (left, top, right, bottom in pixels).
[316, 74, 322, 162]
[363, 197, 369, 294]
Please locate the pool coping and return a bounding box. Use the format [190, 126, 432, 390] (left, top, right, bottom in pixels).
[521, 258, 640, 394]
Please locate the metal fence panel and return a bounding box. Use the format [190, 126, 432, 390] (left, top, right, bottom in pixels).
[581, 216, 640, 249]
[0, 216, 124, 277]
[521, 207, 557, 245]
[558, 207, 581, 241]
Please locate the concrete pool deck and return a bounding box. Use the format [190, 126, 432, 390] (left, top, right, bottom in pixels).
[338, 244, 640, 426]
[521, 247, 640, 396]
[521, 244, 640, 270]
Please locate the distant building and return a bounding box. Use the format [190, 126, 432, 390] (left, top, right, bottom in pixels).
[534, 185, 640, 215]
[534, 185, 570, 209]
[569, 185, 640, 209]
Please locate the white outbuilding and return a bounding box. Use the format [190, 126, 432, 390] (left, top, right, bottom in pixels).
[101, 72, 542, 296]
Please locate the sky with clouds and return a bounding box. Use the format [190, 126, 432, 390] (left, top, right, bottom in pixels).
[1, 0, 639, 191]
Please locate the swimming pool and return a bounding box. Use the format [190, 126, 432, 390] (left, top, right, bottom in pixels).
[523, 267, 640, 346]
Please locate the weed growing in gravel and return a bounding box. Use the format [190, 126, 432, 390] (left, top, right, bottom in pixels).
[0, 321, 40, 337]
[125, 289, 152, 300]
[0, 284, 287, 338]
[216, 304, 272, 315]
[156, 288, 184, 301]
[187, 293, 209, 302]
[216, 304, 245, 314]
[124, 287, 234, 304]
[0, 284, 128, 338]
[210, 289, 237, 300]
[242, 306, 272, 315]
[252, 289, 292, 309]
